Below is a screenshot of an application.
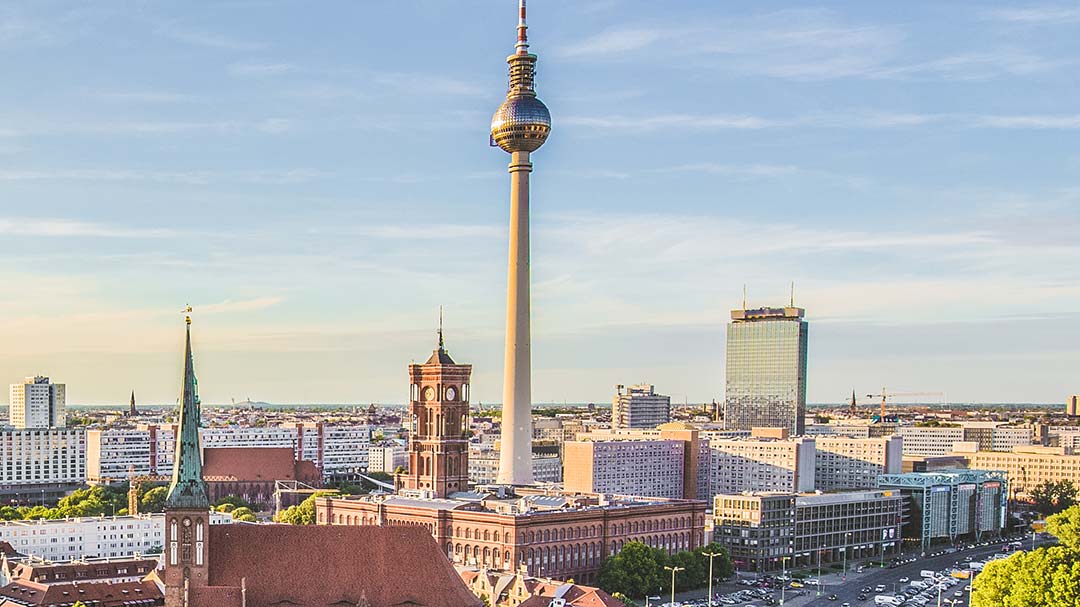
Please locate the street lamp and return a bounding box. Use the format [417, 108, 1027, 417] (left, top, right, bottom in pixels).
[664, 566, 684, 607]
[702, 552, 724, 607]
[779, 556, 790, 606]
[816, 545, 823, 597]
[843, 532, 851, 581]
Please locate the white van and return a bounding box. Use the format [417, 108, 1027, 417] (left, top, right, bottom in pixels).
[874, 596, 902, 606]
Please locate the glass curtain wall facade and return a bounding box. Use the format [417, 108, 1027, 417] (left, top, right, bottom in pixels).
[724, 308, 808, 436]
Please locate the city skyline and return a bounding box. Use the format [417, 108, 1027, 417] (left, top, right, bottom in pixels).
[1, 1, 1078, 405]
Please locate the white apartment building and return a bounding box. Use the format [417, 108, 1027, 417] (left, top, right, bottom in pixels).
[708, 436, 816, 495]
[88, 423, 371, 482]
[0, 429, 85, 498]
[612, 384, 671, 430]
[896, 426, 965, 456]
[467, 447, 561, 485]
[898, 423, 1032, 457]
[563, 439, 685, 499]
[9, 376, 66, 429]
[0, 512, 232, 561]
[814, 435, 903, 491]
[368, 444, 407, 473]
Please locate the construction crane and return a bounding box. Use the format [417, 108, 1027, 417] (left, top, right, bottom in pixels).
[866, 387, 946, 419]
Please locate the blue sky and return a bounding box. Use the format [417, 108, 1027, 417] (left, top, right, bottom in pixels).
[0, 1, 1077, 406]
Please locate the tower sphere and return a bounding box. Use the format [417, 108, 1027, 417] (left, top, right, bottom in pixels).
[491, 94, 550, 153]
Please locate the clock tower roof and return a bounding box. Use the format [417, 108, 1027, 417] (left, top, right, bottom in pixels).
[425, 307, 457, 365]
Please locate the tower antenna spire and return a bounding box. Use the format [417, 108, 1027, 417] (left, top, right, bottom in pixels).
[516, 0, 529, 55]
[742, 284, 747, 310]
[790, 281, 795, 307]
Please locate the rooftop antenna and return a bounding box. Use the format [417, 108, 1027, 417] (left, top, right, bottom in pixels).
[790, 281, 795, 307]
[437, 305, 445, 349]
[742, 284, 747, 309]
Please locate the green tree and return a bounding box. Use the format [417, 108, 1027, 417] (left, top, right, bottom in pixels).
[140, 486, 169, 513]
[598, 542, 667, 598]
[972, 504, 1080, 607]
[694, 543, 734, 581]
[1031, 480, 1078, 517]
[231, 507, 257, 522]
[214, 495, 254, 511]
[273, 492, 334, 525]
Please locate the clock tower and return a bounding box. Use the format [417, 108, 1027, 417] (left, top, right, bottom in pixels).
[399, 321, 472, 498]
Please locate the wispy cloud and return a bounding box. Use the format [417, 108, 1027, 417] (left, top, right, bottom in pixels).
[972, 114, 1080, 129]
[0, 218, 175, 239]
[558, 28, 672, 58]
[0, 168, 331, 185]
[199, 296, 285, 315]
[87, 89, 204, 104]
[0, 118, 296, 137]
[156, 23, 265, 51]
[984, 6, 1080, 24]
[228, 62, 295, 77]
[561, 113, 779, 131]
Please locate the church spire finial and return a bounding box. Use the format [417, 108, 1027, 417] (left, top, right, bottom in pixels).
[166, 307, 209, 510]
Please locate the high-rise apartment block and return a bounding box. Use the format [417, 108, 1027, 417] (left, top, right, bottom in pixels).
[707, 432, 816, 495]
[0, 429, 85, 502]
[1068, 395, 1080, 417]
[612, 384, 671, 430]
[815, 435, 903, 491]
[85, 423, 371, 483]
[9, 376, 66, 429]
[724, 307, 808, 435]
[563, 439, 687, 499]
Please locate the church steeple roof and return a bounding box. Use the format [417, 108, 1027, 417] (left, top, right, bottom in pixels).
[165, 312, 209, 509]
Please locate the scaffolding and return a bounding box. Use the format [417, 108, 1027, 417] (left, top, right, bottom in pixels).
[877, 469, 1008, 555]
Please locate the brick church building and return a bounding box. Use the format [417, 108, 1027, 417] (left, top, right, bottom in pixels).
[153, 316, 481, 607]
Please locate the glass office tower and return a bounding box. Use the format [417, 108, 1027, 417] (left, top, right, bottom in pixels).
[724, 307, 808, 435]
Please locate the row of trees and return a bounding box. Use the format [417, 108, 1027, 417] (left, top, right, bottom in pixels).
[597, 542, 733, 599]
[1030, 480, 1078, 516]
[0, 485, 131, 521]
[972, 504, 1080, 606]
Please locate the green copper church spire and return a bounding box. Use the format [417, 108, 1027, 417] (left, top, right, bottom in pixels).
[165, 308, 209, 509]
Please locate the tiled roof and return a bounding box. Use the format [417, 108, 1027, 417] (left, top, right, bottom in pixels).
[202, 447, 301, 482]
[13, 558, 158, 585]
[203, 524, 482, 607]
[0, 579, 162, 606]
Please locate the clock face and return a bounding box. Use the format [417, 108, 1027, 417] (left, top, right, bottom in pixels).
[446, 387, 457, 401]
[423, 386, 435, 401]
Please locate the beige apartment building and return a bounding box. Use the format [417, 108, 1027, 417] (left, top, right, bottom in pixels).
[707, 431, 816, 495]
[953, 443, 1080, 500]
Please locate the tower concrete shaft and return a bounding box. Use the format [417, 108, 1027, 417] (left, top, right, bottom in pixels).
[498, 150, 534, 485]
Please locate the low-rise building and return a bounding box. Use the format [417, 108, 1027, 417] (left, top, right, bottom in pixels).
[0, 513, 232, 561]
[458, 568, 623, 607]
[712, 489, 904, 572]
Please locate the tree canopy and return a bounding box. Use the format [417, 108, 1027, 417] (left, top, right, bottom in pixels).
[273, 491, 334, 525]
[972, 504, 1080, 607]
[598, 542, 733, 599]
[1031, 480, 1078, 517]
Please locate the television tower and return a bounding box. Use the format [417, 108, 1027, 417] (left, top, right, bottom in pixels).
[491, 0, 551, 485]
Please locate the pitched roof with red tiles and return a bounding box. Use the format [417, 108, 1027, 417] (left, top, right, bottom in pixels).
[12, 558, 158, 585]
[201, 524, 482, 607]
[0, 579, 162, 607]
[518, 584, 624, 607]
[0, 544, 19, 558]
[201, 447, 300, 482]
